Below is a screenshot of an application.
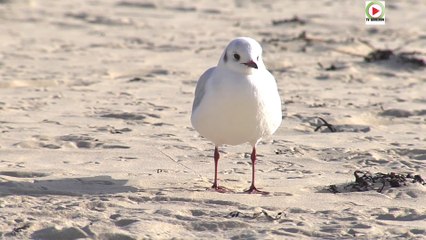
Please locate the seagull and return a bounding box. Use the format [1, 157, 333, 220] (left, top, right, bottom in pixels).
[191, 37, 282, 194]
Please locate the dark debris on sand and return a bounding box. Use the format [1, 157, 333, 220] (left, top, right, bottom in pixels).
[272, 16, 307, 26]
[226, 210, 284, 221]
[314, 117, 370, 133]
[364, 50, 425, 67]
[6, 223, 32, 237]
[327, 170, 425, 194]
[336, 39, 426, 69]
[317, 62, 347, 71]
[315, 117, 337, 132]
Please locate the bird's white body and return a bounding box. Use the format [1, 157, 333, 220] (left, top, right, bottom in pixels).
[191, 67, 282, 146]
[191, 65, 282, 146]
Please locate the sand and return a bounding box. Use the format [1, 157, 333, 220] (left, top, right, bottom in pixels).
[0, 0, 425, 239]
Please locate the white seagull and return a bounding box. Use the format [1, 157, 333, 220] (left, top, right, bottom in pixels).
[191, 37, 282, 194]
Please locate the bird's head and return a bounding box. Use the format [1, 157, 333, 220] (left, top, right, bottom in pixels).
[219, 37, 264, 74]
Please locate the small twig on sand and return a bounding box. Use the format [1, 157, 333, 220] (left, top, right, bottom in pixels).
[264, 31, 334, 45]
[358, 38, 376, 50]
[315, 117, 337, 132]
[272, 16, 306, 26]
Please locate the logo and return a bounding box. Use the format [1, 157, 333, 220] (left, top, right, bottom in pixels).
[365, 1, 385, 25]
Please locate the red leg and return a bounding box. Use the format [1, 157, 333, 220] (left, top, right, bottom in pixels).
[245, 147, 269, 195]
[212, 147, 220, 189]
[211, 147, 230, 193]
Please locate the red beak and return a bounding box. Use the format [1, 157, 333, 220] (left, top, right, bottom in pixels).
[243, 60, 258, 69]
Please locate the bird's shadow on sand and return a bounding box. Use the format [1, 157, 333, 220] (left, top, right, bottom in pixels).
[0, 175, 138, 196]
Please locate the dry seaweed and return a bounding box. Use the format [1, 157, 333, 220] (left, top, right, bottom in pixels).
[327, 170, 425, 194]
[226, 210, 284, 221]
[335, 39, 425, 68]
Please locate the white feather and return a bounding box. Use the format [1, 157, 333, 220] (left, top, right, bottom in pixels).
[191, 37, 282, 146]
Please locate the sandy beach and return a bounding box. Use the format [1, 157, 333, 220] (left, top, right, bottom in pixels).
[0, 0, 425, 239]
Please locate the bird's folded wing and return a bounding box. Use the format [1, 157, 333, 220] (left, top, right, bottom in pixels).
[192, 67, 216, 112]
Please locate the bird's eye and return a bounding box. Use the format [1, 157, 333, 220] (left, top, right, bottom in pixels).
[233, 53, 240, 61]
[257, 56, 259, 61]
